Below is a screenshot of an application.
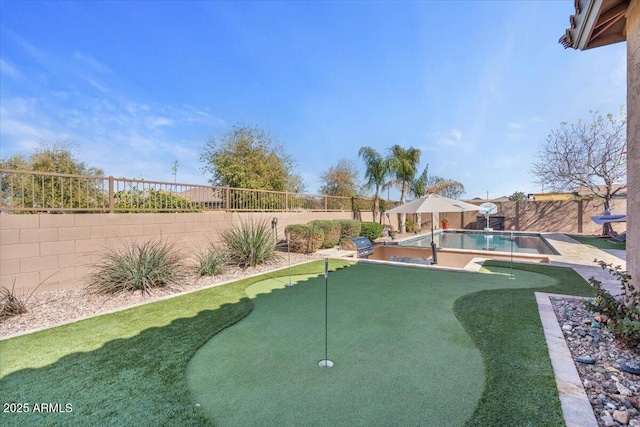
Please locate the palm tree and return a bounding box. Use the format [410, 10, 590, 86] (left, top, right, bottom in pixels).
[358, 147, 388, 223]
[387, 145, 421, 233]
[410, 165, 465, 230]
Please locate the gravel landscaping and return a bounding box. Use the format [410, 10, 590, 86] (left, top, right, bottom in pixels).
[553, 297, 640, 427]
[0, 251, 322, 339]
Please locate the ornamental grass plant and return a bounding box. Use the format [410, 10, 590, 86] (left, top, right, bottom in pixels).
[221, 219, 278, 268]
[88, 239, 188, 295]
[0, 284, 27, 320]
[195, 245, 228, 277]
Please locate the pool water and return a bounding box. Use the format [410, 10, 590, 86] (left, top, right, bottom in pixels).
[399, 231, 557, 255]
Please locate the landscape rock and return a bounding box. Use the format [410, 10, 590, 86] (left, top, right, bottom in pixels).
[552, 297, 640, 427]
[614, 409, 631, 425]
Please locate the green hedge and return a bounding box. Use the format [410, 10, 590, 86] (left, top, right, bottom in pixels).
[337, 219, 362, 241]
[285, 224, 324, 253]
[360, 221, 384, 240]
[308, 220, 341, 248]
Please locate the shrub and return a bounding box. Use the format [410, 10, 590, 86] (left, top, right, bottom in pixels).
[195, 246, 228, 276]
[309, 220, 341, 248]
[285, 224, 324, 253]
[585, 260, 640, 345]
[337, 219, 361, 241]
[360, 221, 384, 240]
[406, 218, 419, 233]
[221, 219, 278, 268]
[88, 239, 187, 295]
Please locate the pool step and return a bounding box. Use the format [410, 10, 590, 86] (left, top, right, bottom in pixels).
[389, 256, 432, 266]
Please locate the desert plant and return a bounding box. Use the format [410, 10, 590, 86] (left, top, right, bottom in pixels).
[221, 219, 278, 268]
[1, 274, 55, 321]
[584, 260, 640, 345]
[0, 283, 27, 320]
[360, 221, 384, 240]
[195, 246, 228, 276]
[285, 224, 324, 253]
[88, 239, 187, 295]
[309, 220, 341, 248]
[337, 219, 361, 241]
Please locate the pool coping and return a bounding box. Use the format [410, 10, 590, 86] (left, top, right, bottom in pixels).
[389, 229, 560, 256]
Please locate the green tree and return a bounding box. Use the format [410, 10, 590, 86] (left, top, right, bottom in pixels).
[1, 141, 105, 211]
[531, 110, 626, 235]
[387, 145, 421, 233]
[358, 146, 389, 223]
[427, 176, 465, 199]
[199, 125, 305, 192]
[409, 164, 465, 230]
[28, 142, 103, 175]
[509, 191, 526, 202]
[319, 158, 359, 197]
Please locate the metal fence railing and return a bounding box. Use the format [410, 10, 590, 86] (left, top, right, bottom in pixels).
[0, 169, 374, 214]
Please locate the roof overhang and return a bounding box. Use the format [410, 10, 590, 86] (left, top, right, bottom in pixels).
[560, 0, 629, 50]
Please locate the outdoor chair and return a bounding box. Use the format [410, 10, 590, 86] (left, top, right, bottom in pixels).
[608, 231, 627, 243]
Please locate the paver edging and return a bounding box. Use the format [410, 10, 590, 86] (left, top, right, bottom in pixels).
[536, 292, 598, 427]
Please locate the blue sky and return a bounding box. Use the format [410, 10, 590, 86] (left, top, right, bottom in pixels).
[0, 1, 627, 200]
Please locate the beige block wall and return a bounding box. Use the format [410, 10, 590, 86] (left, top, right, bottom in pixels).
[0, 211, 356, 294]
[0, 200, 627, 295]
[422, 199, 626, 235]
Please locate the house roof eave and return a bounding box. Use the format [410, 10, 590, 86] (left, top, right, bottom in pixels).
[560, 0, 628, 50]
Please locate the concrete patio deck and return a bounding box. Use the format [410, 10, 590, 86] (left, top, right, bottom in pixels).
[544, 232, 626, 296]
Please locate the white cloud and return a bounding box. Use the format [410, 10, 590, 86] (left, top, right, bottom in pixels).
[426, 128, 470, 149]
[148, 117, 174, 128]
[0, 58, 21, 79]
[73, 51, 111, 74]
[0, 118, 68, 147]
[490, 155, 521, 168]
[86, 78, 108, 93]
[507, 122, 521, 129]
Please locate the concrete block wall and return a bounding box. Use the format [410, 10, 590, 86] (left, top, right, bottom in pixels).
[420, 199, 627, 234]
[0, 211, 356, 294]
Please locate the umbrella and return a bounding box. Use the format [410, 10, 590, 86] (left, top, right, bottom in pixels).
[386, 194, 480, 264]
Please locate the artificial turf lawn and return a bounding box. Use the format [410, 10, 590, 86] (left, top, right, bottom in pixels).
[569, 234, 626, 250]
[0, 259, 594, 426]
[0, 261, 350, 427]
[187, 261, 593, 427]
[460, 260, 594, 426]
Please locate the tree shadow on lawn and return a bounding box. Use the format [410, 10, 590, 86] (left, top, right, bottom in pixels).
[0, 300, 250, 426]
[0, 261, 345, 427]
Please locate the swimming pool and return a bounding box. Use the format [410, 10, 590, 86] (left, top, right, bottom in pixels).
[399, 230, 558, 255]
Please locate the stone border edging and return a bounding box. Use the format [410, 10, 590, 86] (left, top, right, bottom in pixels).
[536, 292, 598, 427]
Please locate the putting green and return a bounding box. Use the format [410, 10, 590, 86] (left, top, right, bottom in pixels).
[186, 262, 556, 426]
